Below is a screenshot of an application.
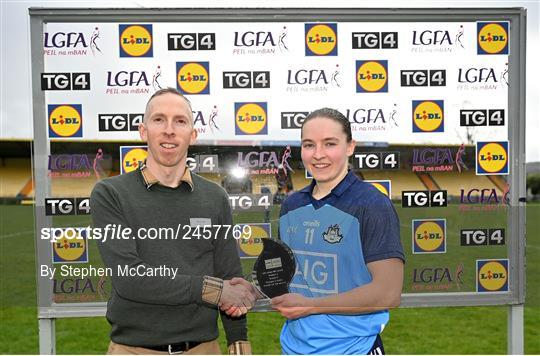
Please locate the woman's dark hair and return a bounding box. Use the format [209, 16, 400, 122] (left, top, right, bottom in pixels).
[301, 107, 352, 142]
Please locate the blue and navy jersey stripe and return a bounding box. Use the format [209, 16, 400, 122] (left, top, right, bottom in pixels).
[278, 170, 404, 355]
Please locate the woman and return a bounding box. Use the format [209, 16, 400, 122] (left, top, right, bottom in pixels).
[272, 108, 404, 355]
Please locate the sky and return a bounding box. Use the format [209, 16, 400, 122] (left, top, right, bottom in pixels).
[1, 0, 538, 161]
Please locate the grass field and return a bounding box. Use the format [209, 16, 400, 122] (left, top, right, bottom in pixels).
[0, 203, 538, 354]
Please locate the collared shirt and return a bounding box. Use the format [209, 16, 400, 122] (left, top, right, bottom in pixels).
[140, 161, 194, 191]
[299, 170, 356, 209]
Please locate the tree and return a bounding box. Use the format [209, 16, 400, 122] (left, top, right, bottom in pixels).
[527, 174, 540, 196]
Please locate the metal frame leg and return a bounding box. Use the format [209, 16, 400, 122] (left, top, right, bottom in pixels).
[39, 318, 56, 355]
[508, 304, 524, 354]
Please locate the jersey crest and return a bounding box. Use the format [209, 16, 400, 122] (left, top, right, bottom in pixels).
[322, 224, 344, 244]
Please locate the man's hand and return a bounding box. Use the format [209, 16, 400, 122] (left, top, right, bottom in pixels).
[271, 293, 314, 320]
[229, 277, 264, 299]
[219, 278, 257, 317]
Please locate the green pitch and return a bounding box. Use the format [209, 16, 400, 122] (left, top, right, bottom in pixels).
[0, 203, 538, 354]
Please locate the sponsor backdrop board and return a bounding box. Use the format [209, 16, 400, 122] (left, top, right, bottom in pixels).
[41, 22, 510, 144]
[30, 10, 526, 351]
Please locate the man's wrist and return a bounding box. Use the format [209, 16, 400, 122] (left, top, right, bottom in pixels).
[228, 340, 252, 355]
[202, 275, 223, 305]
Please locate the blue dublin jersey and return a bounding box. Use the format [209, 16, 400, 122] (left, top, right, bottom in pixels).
[278, 170, 404, 355]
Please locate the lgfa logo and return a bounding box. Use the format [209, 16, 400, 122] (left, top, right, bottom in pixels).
[305, 23, 338, 56]
[119, 24, 153, 57]
[477, 22, 509, 55]
[52, 228, 88, 263]
[356, 60, 388, 93]
[476, 141, 509, 175]
[48, 104, 83, 138]
[365, 180, 391, 197]
[235, 102, 268, 135]
[412, 219, 446, 254]
[412, 100, 444, 133]
[477, 259, 509, 292]
[176, 62, 210, 95]
[120, 146, 148, 174]
[237, 223, 271, 258]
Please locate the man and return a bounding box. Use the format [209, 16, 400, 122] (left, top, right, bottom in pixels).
[90, 88, 256, 355]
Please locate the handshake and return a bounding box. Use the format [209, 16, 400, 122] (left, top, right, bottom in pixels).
[218, 277, 262, 318]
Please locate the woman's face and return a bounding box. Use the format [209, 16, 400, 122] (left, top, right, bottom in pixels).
[301, 117, 355, 188]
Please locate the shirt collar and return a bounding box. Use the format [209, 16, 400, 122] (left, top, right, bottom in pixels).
[140, 161, 194, 191]
[300, 170, 356, 197]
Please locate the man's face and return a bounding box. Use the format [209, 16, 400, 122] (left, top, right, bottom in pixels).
[139, 93, 197, 169]
[301, 117, 355, 186]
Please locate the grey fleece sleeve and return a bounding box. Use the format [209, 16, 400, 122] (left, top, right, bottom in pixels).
[213, 191, 248, 344]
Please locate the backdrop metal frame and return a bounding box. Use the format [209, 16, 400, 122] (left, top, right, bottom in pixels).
[29, 7, 527, 354]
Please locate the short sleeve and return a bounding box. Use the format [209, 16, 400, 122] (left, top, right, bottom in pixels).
[360, 194, 405, 264]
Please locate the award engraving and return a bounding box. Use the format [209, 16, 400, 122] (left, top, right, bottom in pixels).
[252, 238, 295, 299]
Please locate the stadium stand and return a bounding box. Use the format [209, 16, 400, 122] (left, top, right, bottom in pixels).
[430, 170, 503, 197]
[362, 170, 425, 200]
[0, 158, 32, 199]
[1, 143, 494, 204]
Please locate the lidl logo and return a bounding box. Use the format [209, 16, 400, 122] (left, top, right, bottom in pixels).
[119, 24, 153, 57]
[412, 219, 446, 254]
[365, 180, 391, 197]
[120, 145, 148, 174]
[237, 223, 271, 258]
[176, 62, 210, 95]
[356, 60, 388, 93]
[305, 23, 338, 56]
[477, 259, 509, 292]
[477, 22, 509, 55]
[48, 104, 83, 138]
[412, 100, 444, 133]
[52, 228, 88, 263]
[476, 141, 509, 175]
[235, 102, 268, 135]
